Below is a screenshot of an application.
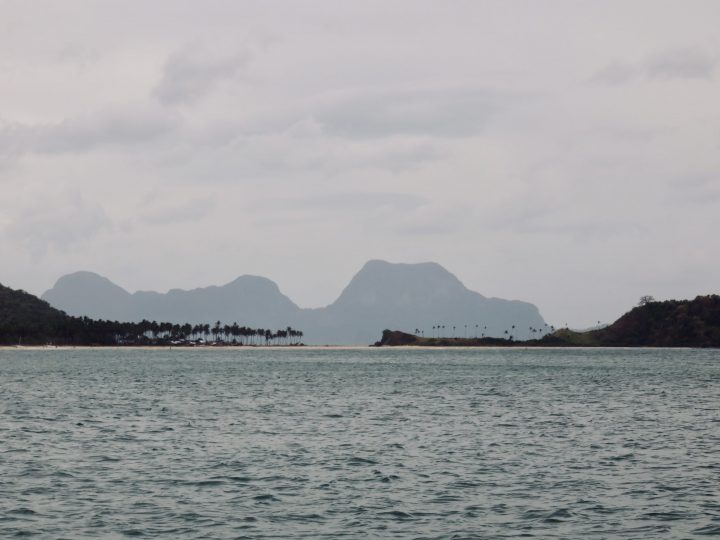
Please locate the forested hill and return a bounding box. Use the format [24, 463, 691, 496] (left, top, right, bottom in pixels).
[560, 295, 720, 347]
[0, 283, 146, 345]
[0, 283, 86, 345]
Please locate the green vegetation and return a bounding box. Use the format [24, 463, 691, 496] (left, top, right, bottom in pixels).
[0, 283, 303, 346]
[376, 295, 720, 348]
[554, 295, 720, 347]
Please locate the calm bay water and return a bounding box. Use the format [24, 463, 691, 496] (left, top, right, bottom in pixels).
[1, 347, 719, 539]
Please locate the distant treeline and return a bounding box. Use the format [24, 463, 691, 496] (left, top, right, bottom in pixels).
[0, 283, 302, 346]
[115, 321, 303, 346]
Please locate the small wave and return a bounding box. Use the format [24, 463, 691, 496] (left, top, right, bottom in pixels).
[608, 452, 635, 461]
[272, 513, 325, 523]
[92, 455, 121, 462]
[656, 484, 686, 492]
[183, 479, 225, 487]
[693, 524, 720, 535]
[8, 508, 37, 515]
[521, 508, 573, 522]
[370, 474, 399, 483]
[642, 510, 694, 521]
[210, 460, 245, 469]
[378, 510, 414, 520]
[428, 494, 463, 503]
[543, 508, 573, 522]
[219, 476, 253, 483]
[347, 456, 378, 466]
[587, 504, 621, 515]
[254, 494, 280, 502]
[451, 480, 481, 488]
[20, 487, 50, 496]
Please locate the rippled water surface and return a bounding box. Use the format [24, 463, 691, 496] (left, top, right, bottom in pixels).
[1, 347, 719, 538]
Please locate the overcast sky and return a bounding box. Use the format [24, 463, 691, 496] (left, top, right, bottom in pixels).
[1, 1, 719, 328]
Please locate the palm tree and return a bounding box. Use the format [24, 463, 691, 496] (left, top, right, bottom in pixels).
[211, 321, 221, 343]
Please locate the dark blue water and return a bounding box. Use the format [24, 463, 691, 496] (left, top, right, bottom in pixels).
[1, 347, 719, 538]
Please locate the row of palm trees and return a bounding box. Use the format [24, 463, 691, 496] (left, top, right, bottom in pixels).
[418, 323, 556, 341]
[121, 320, 303, 346]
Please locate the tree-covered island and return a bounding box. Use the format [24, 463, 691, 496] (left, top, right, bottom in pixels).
[375, 295, 720, 348]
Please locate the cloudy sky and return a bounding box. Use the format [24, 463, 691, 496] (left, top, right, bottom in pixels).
[1, 1, 719, 328]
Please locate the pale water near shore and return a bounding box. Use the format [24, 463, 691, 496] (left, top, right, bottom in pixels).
[1, 348, 719, 538]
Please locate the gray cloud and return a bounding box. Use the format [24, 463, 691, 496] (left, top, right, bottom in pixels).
[245, 191, 428, 230]
[154, 46, 251, 105]
[314, 87, 513, 138]
[591, 47, 716, 85]
[160, 129, 447, 186]
[298, 191, 427, 212]
[669, 174, 720, 205]
[141, 197, 217, 225]
[5, 194, 112, 256]
[589, 62, 638, 85]
[394, 204, 473, 236]
[0, 104, 180, 156]
[645, 48, 716, 80]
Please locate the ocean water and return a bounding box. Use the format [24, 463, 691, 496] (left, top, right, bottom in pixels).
[1, 347, 719, 539]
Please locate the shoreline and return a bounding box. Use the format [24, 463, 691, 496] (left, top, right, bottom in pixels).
[0, 345, 371, 351]
[0, 345, 708, 351]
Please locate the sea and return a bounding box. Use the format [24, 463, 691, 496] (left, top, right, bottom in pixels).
[1, 347, 719, 539]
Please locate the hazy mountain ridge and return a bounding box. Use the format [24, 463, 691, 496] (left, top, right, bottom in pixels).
[42, 260, 546, 344]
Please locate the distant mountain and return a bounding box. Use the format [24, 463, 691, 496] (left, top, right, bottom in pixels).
[42, 260, 547, 344]
[43, 271, 301, 329]
[42, 272, 133, 322]
[304, 260, 545, 344]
